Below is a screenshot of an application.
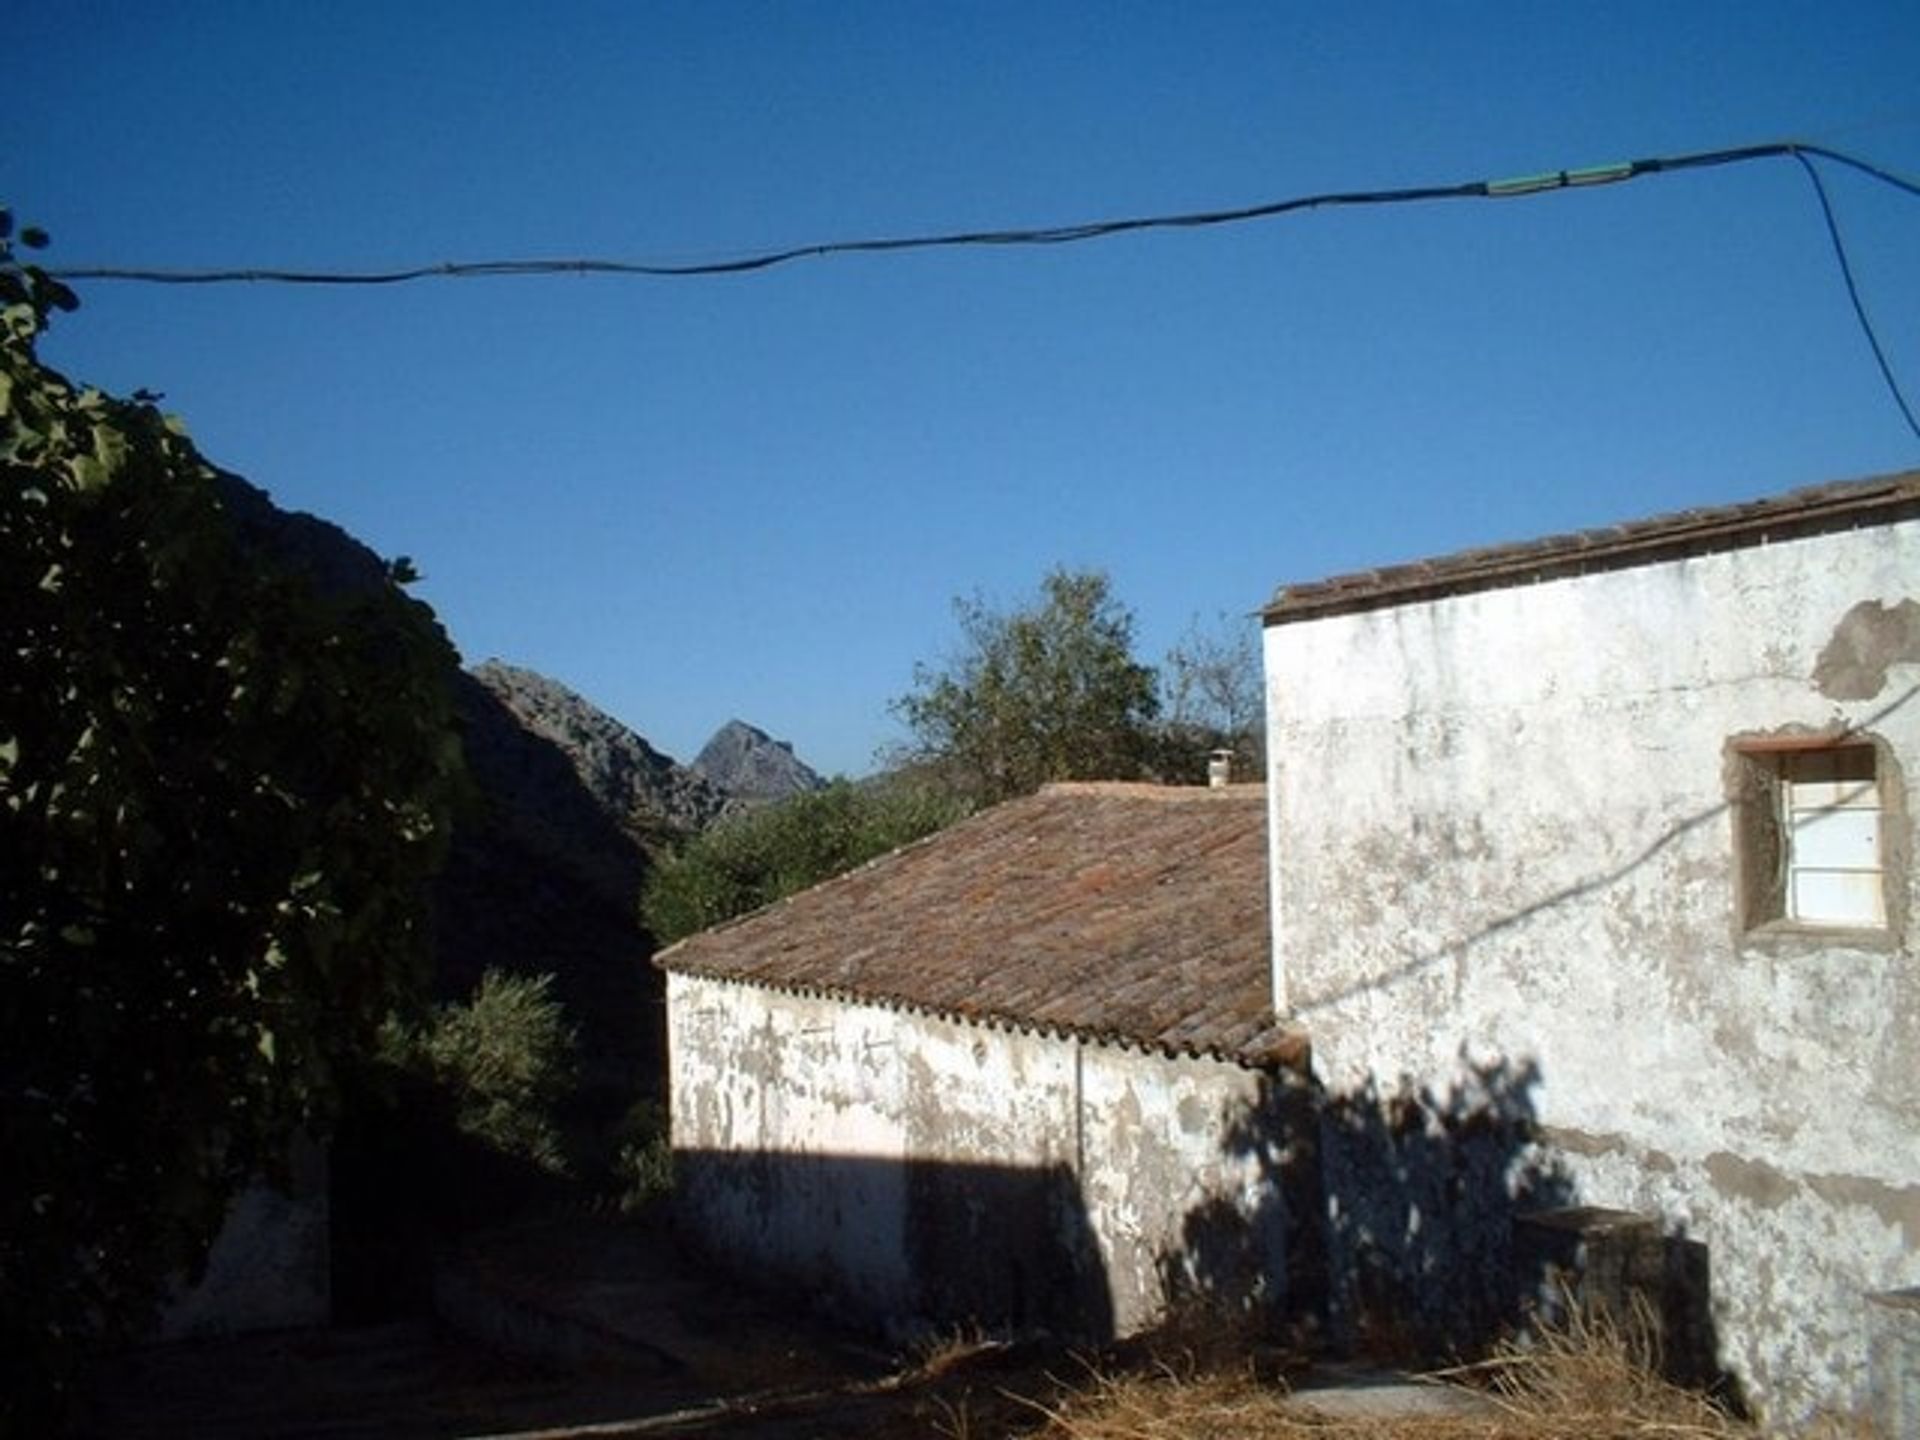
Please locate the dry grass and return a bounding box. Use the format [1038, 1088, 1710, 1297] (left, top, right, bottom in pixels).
[906, 1323, 1013, 1381]
[1431, 1296, 1745, 1438]
[942, 1299, 1884, 1440]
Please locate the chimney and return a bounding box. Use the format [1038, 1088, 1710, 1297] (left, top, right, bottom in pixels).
[1207, 748, 1234, 788]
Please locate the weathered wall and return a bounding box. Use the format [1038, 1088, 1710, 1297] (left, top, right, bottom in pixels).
[667, 972, 1293, 1339]
[159, 1133, 330, 1339]
[1264, 519, 1919, 1420]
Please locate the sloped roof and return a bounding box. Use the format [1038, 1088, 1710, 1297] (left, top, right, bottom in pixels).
[654, 782, 1303, 1070]
[1264, 468, 1920, 624]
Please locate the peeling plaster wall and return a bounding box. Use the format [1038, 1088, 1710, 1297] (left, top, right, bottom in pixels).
[1264, 519, 1919, 1421]
[667, 972, 1287, 1338]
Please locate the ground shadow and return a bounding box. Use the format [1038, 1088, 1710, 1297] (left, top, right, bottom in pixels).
[333, 674, 664, 1321]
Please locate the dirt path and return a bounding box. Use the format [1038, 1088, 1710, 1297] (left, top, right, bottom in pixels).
[73, 1214, 1048, 1439]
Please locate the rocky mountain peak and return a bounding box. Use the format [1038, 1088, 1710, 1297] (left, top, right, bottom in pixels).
[692, 719, 826, 806]
[469, 661, 729, 836]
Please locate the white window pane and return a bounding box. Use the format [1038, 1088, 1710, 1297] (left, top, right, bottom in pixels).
[1790, 869, 1887, 926]
[1786, 777, 1879, 809]
[1790, 808, 1880, 869]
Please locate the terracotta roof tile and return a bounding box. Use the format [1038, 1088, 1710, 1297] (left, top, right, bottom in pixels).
[1264, 469, 1920, 623]
[655, 782, 1302, 1069]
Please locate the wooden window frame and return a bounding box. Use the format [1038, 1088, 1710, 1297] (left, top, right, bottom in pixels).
[1728, 733, 1902, 943]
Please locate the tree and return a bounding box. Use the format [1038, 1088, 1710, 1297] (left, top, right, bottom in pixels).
[891, 568, 1161, 803]
[643, 778, 968, 945]
[0, 214, 465, 1426]
[1160, 610, 1266, 783]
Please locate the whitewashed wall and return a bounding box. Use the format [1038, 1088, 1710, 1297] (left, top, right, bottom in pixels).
[1264, 519, 1920, 1420]
[667, 972, 1293, 1338]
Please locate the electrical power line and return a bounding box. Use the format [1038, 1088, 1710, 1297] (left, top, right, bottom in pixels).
[1791, 152, 1920, 440]
[46, 140, 1920, 284]
[40, 138, 1920, 440]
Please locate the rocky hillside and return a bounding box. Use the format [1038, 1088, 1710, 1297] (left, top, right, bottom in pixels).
[469, 661, 729, 839]
[207, 484, 667, 1087]
[692, 718, 827, 805]
[210, 478, 836, 1104]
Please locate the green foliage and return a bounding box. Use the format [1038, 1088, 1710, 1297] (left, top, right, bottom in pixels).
[384, 970, 578, 1176]
[610, 1097, 675, 1213]
[1, 215, 464, 1426]
[643, 778, 970, 944]
[891, 568, 1162, 803]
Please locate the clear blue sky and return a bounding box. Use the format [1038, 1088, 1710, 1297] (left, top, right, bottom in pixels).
[9, 2, 1919, 776]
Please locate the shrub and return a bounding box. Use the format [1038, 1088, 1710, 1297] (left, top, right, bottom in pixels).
[610, 1098, 674, 1213]
[643, 777, 970, 944]
[387, 970, 578, 1176]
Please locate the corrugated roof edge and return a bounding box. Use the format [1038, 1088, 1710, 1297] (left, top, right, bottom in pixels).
[660, 965, 1310, 1073]
[1263, 468, 1920, 625]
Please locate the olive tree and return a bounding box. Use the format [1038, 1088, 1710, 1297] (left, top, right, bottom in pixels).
[891, 567, 1161, 803]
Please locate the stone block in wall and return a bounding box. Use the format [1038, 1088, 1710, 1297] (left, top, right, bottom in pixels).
[1867, 1288, 1920, 1439]
[1514, 1206, 1718, 1391]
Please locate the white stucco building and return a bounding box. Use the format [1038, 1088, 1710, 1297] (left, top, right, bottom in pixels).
[662, 469, 1918, 1424]
[1263, 469, 1920, 1420]
[657, 783, 1310, 1340]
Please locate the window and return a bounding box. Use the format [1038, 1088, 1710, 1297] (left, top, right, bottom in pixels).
[1732, 741, 1887, 931]
[1778, 748, 1885, 927]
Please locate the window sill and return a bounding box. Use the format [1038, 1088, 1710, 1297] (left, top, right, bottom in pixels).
[1739, 919, 1898, 954]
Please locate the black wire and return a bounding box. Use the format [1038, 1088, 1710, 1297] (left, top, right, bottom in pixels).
[46, 139, 1920, 286]
[1790, 150, 1920, 441]
[34, 138, 1920, 442]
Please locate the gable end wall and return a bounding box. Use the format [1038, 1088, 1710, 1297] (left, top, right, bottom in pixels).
[1264, 517, 1920, 1420]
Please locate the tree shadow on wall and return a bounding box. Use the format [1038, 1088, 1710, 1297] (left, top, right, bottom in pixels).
[1309, 1056, 1577, 1360]
[1160, 1052, 1737, 1397]
[1160, 1054, 1577, 1363]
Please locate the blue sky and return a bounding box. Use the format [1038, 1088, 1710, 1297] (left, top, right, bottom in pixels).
[8, 3, 1919, 776]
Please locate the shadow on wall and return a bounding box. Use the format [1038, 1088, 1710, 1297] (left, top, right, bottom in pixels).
[1158, 1055, 1571, 1357]
[675, 1057, 1733, 1394]
[1313, 1056, 1575, 1357]
[1161, 1052, 1733, 1397]
[675, 1151, 1114, 1342]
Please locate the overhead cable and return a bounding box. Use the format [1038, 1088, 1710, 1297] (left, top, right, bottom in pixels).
[46, 140, 1920, 287]
[1789, 152, 1920, 440]
[41, 138, 1920, 441]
